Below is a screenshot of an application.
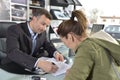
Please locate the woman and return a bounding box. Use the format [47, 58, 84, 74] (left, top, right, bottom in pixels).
[57, 10, 120, 80]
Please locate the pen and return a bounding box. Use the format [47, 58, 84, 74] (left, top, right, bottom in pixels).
[52, 62, 55, 65]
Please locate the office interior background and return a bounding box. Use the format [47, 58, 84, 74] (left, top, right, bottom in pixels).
[0, 0, 120, 66]
[0, 0, 120, 80]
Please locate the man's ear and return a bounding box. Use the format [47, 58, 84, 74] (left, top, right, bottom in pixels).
[32, 16, 37, 21]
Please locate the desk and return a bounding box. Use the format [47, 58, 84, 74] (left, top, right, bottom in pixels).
[0, 57, 74, 80]
[0, 68, 65, 80]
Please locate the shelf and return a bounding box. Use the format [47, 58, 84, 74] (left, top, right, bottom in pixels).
[11, 2, 27, 7]
[12, 16, 26, 20]
[29, 5, 42, 9]
[0, 0, 45, 22]
[50, 0, 69, 7]
[50, 9, 70, 20]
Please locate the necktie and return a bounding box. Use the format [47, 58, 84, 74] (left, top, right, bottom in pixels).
[31, 33, 38, 54]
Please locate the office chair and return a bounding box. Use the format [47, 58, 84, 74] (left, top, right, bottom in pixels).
[0, 22, 17, 64]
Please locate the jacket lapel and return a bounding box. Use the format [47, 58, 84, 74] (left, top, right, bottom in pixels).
[20, 22, 33, 54]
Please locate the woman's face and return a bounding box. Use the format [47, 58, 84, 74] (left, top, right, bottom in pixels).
[60, 33, 76, 50]
[32, 15, 50, 34]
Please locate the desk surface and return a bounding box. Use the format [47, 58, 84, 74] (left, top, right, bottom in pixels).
[0, 57, 74, 80]
[0, 68, 65, 80]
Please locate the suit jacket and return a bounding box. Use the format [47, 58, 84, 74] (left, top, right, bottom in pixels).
[2, 22, 56, 70]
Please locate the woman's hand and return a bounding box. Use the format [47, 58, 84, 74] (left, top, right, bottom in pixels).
[54, 52, 64, 62]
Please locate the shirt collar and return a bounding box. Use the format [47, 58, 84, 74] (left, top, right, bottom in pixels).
[27, 22, 35, 37]
[27, 22, 38, 39]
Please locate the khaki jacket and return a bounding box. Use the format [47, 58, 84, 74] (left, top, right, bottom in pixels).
[64, 38, 120, 80]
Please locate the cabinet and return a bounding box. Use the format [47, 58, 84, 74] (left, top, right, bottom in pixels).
[48, 0, 82, 41]
[11, 0, 27, 22]
[0, 0, 45, 22]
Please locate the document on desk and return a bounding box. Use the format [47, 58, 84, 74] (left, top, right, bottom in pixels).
[40, 57, 71, 76]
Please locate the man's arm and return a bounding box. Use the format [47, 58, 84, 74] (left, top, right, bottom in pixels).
[6, 25, 37, 70]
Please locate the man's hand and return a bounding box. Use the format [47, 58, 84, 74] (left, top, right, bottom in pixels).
[54, 52, 64, 62]
[37, 60, 58, 73]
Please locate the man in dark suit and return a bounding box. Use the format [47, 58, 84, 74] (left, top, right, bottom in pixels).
[1, 8, 64, 74]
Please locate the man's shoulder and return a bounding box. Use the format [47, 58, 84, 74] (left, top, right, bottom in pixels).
[8, 22, 27, 30]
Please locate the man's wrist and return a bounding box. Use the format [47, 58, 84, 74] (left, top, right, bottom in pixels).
[53, 51, 58, 57]
[34, 58, 41, 68]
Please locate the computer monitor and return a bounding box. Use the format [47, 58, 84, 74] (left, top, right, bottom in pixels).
[90, 24, 104, 35]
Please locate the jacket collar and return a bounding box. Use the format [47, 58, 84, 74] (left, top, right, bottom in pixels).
[20, 21, 31, 37]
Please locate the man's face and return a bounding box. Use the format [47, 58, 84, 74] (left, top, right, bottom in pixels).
[32, 15, 51, 34]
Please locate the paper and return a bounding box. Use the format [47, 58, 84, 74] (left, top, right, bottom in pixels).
[51, 61, 70, 76]
[40, 57, 71, 76]
[41, 78, 47, 80]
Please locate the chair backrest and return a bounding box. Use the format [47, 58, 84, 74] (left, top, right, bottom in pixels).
[0, 22, 17, 60]
[0, 22, 17, 38]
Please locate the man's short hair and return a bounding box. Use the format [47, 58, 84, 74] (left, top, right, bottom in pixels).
[32, 8, 52, 20]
